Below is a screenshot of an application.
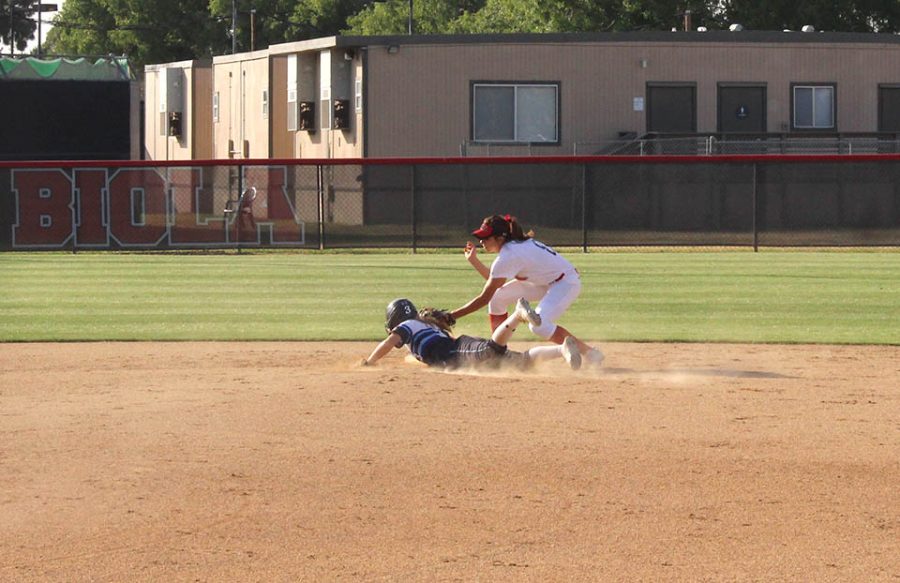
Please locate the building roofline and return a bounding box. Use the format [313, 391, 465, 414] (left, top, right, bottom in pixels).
[213, 48, 271, 65]
[327, 30, 900, 48]
[144, 58, 212, 72]
[269, 36, 341, 55]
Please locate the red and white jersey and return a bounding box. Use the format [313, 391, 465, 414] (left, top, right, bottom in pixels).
[489, 239, 576, 285]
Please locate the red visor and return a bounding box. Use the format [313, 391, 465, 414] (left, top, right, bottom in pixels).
[472, 215, 511, 239]
[471, 222, 494, 238]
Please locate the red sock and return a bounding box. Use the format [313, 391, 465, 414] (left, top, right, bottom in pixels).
[489, 313, 508, 332]
[549, 327, 568, 345]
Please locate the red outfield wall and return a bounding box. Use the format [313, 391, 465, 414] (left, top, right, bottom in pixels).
[1, 155, 899, 250]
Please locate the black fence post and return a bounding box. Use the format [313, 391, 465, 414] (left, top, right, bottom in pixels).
[752, 162, 759, 252]
[582, 163, 588, 253]
[317, 164, 326, 250]
[462, 162, 470, 233]
[411, 165, 417, 254]
[236, 163, 244, 254]
[70, 184, 77, 254]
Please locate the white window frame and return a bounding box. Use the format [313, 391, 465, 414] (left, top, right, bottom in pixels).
[472, 82, 559, 144]
[792, 84, 835, 130]
[321, 99, 331, 130]
[287, 88, 297, 131]
[287, 54, 298, 131]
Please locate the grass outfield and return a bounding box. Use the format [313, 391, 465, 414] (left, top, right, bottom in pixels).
[1, 250, 898, 344]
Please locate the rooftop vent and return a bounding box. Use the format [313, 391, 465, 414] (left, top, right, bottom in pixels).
[697, 26, 708, 32]
[729, 23, 744, 32]
[801, 25, 816, 32]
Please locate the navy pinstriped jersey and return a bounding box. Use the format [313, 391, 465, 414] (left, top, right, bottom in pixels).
[393, 319, 455, 365]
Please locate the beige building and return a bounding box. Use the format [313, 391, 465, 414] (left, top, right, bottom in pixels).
[144, 59, 213, 160]
[211, 50, 272, 159]
[145, 31, 900, 161]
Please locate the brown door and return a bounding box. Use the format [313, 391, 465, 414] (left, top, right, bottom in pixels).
[878, 85, 900, 132]
[718, 85, 766, 133]
[647, 84, 696, 133]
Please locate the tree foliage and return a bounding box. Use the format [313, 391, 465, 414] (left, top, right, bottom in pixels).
[30, 0, 900, 68]
[43, 0, 372, 66]
[346, 0, 899, 34]
[346, 0, 723, 34]
[1, 0, 37, 53]
[43, 0, 226, 63]
[718, 0, 900, 33]
[346, 1, 485, 35]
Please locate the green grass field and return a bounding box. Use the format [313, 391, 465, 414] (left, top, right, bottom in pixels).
[1, 250, 898, 344]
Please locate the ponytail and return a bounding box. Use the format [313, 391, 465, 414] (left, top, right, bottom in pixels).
[504, 215, 533, 241]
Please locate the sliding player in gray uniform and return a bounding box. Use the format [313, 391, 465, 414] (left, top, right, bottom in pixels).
[363, 297, 581, 371]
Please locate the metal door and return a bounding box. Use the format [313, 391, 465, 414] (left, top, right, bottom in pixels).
[878, 85, 900, 132]
[718, 85, 766, 133]
[647, 84, 696, 133]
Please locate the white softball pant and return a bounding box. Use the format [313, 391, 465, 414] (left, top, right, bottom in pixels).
[488, 271, 582, 339]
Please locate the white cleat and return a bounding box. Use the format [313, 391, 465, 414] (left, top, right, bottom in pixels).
[562, 336, 582, 370]
[515, 298, 542, 327]
[585, 347, 605, 368]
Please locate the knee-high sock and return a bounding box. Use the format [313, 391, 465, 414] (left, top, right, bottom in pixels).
[550, 325, 570, 345]
[491, 312, 522, 346]
[525, 345, 564, 362]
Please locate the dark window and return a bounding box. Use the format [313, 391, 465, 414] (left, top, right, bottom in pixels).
[472, 83, 559, 143]
[792, 84, 835, 130]
[878, 85, 900, 132]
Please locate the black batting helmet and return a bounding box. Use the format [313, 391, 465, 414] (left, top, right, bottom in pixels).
[385, 298, 417, 333]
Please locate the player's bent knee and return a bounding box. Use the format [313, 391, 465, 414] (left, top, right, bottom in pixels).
[489, 287, 521, 313]
[529, 320, 556, 339]
[488, 297, 514, 314]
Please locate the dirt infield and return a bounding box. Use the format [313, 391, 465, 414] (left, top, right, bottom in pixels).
[1, 341, 898, 582]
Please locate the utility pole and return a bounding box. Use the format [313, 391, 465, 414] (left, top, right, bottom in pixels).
[408, 0, 413, 35]
[37, 3, 59, 58]
[250, 8, 255, 52]
[9, 0, 14, 56]
[231, 0, 237, 53]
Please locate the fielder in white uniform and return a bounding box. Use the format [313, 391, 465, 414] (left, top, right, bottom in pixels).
[450, 214, 604, 367]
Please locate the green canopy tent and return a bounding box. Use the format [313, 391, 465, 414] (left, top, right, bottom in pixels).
[0, 56, 132, 81]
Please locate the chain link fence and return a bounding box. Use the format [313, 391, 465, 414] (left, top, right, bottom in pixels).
[573, 134, 900, 156]
[1, 156, 898, 250]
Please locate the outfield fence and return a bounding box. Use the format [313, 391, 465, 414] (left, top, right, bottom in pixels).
[1, 155, 899, 251]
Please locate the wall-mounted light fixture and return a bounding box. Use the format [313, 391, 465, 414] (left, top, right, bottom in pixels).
[639, 58, 648, 69]
[387, 45, 399, 54]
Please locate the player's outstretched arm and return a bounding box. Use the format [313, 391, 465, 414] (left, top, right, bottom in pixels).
[464, 241, 490, 280]
[363, 333, 403, 366]
[450, 277, 507, 320]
